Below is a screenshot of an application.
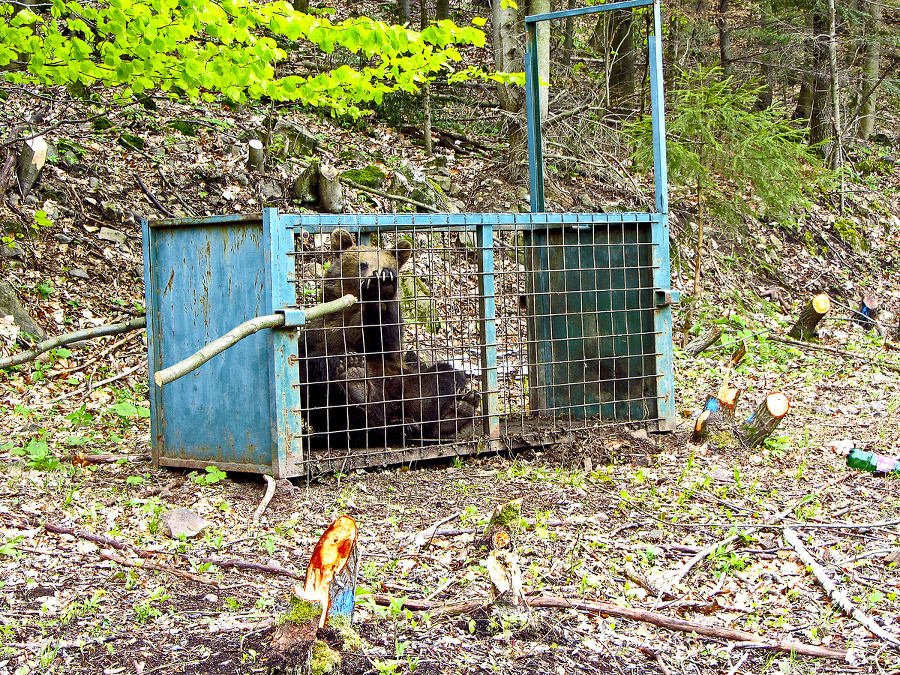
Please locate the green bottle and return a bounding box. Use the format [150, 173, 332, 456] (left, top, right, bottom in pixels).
[847, 449, 900, 475]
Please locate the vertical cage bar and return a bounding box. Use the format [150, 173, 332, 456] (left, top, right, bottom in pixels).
[524, 21, 545, 214]
[477, 221, 500, 439]
[265, 208, 304, 477]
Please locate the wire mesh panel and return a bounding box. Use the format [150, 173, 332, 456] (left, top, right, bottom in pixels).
[281, 212, 670, 471]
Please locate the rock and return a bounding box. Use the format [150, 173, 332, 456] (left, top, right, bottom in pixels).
[342, 164, 386, 190]
[579, 194, 596, 210]
[271, 119, 318, 157]
[160, 507, 210, 539]
[432, 175, 452, 192]
[401, 276, 442, 333]
[0, 279, 46, 340]
[388, 163, 449, 211]
[98, 227, 127, 244]
[292, 160, 320, 203]
[68, 267, 89, 280]
[54, 233, 73, 244]
[100, 203, 125, 224]
[1, 242, 25, 261]
[259, 180, 282, 200]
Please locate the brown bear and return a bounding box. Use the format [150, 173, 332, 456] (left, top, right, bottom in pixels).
[297, 229, 478, 448]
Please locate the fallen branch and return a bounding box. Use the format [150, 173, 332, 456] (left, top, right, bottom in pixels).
[154, 294, 355, 386]
[43, 358, 147, 406]
[251, 474, 277, 528]
[768, 334, 900, 374]
[70, 453, 150, 465]
[136, 173, 174, 218]
[683, 325, 723, 357]
[783, 528, 900, 647]
[341, 176, 440, 213]
[99, 549, 221, 588]
[0, 316, 147, 368]
[199, 557, 302, 580]
[366, 594, 846, 660]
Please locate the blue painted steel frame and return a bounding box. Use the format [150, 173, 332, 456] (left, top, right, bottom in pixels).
[524, 0, 676, 429]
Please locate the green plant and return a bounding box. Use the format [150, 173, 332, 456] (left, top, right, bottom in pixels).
[12, 437, 62, 472]
[192, 465, 227, 485]
[106, 401, 150, 421]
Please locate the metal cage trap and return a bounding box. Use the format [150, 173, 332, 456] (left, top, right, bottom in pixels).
[142, 0, 677, 478]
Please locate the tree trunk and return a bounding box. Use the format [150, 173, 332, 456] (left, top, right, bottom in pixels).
[808, 10, 833, 155]
[493, 0, 526, 164]
[607, 9, 636, 98]
[755, 2, 774, 109]
[532, 0, 551, 118]
[562, 0, 576, 66]
[717, 0, 732, 78]
[435, 0, 449, 21]
[857, 0, 882, 140]
[827, 0, 842, 173]
[397, 0, 409, 24]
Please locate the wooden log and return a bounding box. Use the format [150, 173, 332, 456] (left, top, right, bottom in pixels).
[16, 135, 46, 199]
[153, 295, 356, 387]
[690, 409, 712, 443]
[319, 164, 343, 213]
[690, 388, 741, 443]
[682, 325, 722, 357]
[786, 293, 831, 340]
[247, 139, 265, 171]
[742, 392, 790, 448]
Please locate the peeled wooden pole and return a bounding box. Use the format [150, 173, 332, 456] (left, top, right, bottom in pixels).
[787, 293, 831, 340]
[742, 392, 790, 448]
[153, 295, 356, 387]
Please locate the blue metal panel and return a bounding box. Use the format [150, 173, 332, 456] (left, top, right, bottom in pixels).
[524, 23, 545, 213]
[265, 208, 305, 478]
[525, 0, 654, 24]
[145, 216, 277, 472]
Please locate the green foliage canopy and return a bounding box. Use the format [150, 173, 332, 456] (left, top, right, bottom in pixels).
[0, 0, 487, 115]
[630, 66, 823, 226]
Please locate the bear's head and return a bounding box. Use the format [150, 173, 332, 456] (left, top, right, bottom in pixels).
[323, 229, 413, 302]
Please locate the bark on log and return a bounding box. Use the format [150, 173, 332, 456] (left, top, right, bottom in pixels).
[319, 164, 343, 213]
[742, 392, 790, 448]
[787, 293, 831, 340]
[683, 325, 723, 357]
[690, 389, 741, 443]
[153, 295, 356, 386]
[247, 139, 265, 171]
[16, 135, 46, 198]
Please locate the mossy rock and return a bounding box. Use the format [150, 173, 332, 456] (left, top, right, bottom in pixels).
[92, 117, 115, 132]
[342, 165, 386, 190]
[118, 133, 146, 151]
[169, 120, 198, 137]
[401, 276, 441, 334]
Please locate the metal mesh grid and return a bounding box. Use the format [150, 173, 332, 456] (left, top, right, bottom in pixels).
[288, 214, 663, 458]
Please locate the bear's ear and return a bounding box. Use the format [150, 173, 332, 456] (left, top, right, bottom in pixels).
[331, 229, 356, 251]
[393, 238, 413, 269]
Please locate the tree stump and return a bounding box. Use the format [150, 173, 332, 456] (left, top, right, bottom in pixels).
[292, 159, 320, 203]
[787, 293, 831, 340]
[17, 135, 47, 198]
[247, 139, 265, 171]
[855, 294, 879, 330]
[690, 389, 741, 443]
[319, 164, 343, 213]
[742, 392, 790, 448]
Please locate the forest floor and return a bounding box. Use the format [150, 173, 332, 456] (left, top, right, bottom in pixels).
[2, 73, 900, 675]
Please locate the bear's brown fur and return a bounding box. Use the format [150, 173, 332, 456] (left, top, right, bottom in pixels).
[297, 229, 478, 448]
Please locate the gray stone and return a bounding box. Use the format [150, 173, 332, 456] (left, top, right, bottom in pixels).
[54, 233, 73, 244]
[98, 227, 127, 244]
[160, 507, 210, 539]
[68, 267, 89, 280]
[271, 119, 318, 157]
[260, 180, 282, 200]
[0, 279, 45, 340]
[100, 203, 125, 224]
[234, 173, 249, 186]
[0, 242, 25, 261]
[579, 194, 596, 210]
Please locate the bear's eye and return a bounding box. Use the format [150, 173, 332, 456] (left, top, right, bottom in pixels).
[359, 261, 368, 273]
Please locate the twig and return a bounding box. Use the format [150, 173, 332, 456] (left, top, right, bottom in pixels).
[0, 316, 146, 368]
[70, 453, 150, 465]
[767, 335, 900, 374]
[341, 177, 440, 213]
[783, 528, 900, 647]
[157, 165, 196, 217]
[102, 547, 221, 588]
[43, 358, 147, 406]
[251, 475, 277, 528]
[135, 174, 174, 218]
[412, 511, 462, 547]
[199, 557, 301, 580]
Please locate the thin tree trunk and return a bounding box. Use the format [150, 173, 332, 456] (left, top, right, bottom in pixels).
[608, 9, 636, 98]
[435, 0, 449, 21]
[493, 0, 526, 164]
[717, 0, 732, 78]
[858, 0, 882, 139]
[533, 0, 551, 118]
[755, 2, 774, 108]
[562, 0, 576, 66]
[397, 0, 409, 24]
[827, 0, 843, 211]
